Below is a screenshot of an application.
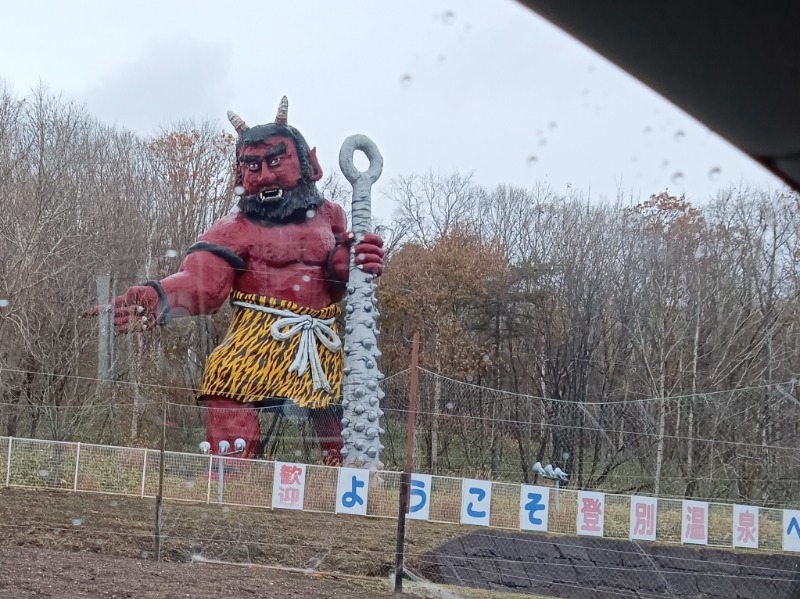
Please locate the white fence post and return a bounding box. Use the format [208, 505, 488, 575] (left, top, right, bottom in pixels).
[4, 437, 11, 488]
[206, 454, 213, 504]
[140, 449, 148, 498]
[73, 442, 81, 492]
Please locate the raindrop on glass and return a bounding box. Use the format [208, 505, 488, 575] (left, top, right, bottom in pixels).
[538, 139, 547, 146]
[442, 10, 455, 25]
[185, 480, 195, 489]
[302, 275, 311, 283]
[672, 171, 685, 184]
[234, 185, 245, 196]
[437, 55, 446, 63]
[548, 121, 557, 130]
[643, 126, 652, 134]
[38, 469, 49, 477]
[400, 74, 413, 87]
[526, 155, 538, 166]
[292, 284, 301, 292]
[0, 299, 9, 308]
[294, 450, 302, 457]
[165, 249, 178, 258]
[221, 506, 230, 513]
[306, 209, 316, 220]
[446, 402, 454, 410]
[110, 501, 118, 507]
[708, 166, 722, 181]
[674, 130, 685, 142]
[357, 253, 365, 262]
[71, 519, 82, 527]
[482, 354, 491, 363]
[466, 374, 474, 383]
[661, 160, 670, 168]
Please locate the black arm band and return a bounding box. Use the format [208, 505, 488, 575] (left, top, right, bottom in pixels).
[141, 280, 172, 326]
[187, 242, 246, 272]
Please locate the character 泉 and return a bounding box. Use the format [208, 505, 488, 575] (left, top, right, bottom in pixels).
[87, 97, 384, 464]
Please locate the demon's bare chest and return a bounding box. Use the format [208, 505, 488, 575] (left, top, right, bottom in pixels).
[242, 217, 336, 267]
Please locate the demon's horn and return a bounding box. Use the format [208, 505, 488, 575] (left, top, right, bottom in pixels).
[227, 110, 248, 133]
[275, 96, 288, 125]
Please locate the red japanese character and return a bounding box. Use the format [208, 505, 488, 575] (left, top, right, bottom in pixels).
[280, 464, 303, 486]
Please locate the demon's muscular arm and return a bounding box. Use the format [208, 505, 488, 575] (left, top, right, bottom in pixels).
[326, 202, 384, 303]
[92, 219, 240, 333]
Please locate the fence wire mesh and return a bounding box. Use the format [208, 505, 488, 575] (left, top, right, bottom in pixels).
[3, 370, 798, 506]
[382, 371, 800, 506]
[2, 436, 798, 542]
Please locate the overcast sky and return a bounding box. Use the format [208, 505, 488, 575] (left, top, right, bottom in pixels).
[0, 0, 786, 222]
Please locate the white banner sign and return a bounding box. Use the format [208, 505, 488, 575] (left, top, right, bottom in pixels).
[629, 496, 658, 541]
[784, 509, 800, 552]
[461, 478, 492, 526]
[577, 491, 605, 537]
[272, 462, 306, 510]
[519, 485, 549, 532]
[407, 473, 432, 521]
[733, 505, 759, 549]
[335, 467, 370, 516]
[681, 500, 708, 545]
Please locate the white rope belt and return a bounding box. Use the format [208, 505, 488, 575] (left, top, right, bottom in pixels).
[232, 301, 341, 393]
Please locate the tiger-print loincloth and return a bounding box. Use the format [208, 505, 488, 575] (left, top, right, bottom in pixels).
[199, 292, 342, 408]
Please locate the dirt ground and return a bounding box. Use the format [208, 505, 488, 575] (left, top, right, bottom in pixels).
[0, 488, 460, 598]
[0, 545, 401, 599]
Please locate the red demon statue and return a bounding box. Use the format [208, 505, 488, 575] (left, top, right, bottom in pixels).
[89, 97, 383, 464]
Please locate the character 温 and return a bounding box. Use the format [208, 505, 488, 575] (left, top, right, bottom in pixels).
[87, 97, 384, 464]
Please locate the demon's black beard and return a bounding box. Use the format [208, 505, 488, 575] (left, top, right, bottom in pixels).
[238, 180, 324, 225]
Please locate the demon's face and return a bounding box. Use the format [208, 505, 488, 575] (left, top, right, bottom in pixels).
[238, 136, 310, 201]
[229, 100, 325, 222]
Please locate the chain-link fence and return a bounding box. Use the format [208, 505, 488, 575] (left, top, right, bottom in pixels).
[5, 369, 798, 506]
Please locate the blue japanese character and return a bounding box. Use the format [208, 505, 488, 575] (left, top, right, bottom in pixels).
[341, 475, 365, 508]
[788, 516, 800, 538]
[467, 487, 487, 518]
[410, 479, 427, 513]
[524, 492, 546, 525]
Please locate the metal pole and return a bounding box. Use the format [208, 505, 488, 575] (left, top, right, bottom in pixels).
[206, 453, 213, 504]
[394, 332, 420, 594]
[154, 396, 167, 561]
[5, 438, 12, 488]
[96, 273, 111, 381]
[73, 442, 81, 492]
[555, 480, 560, 511]
[140, 449, 148, 498]
[217, 455, 224, 504]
